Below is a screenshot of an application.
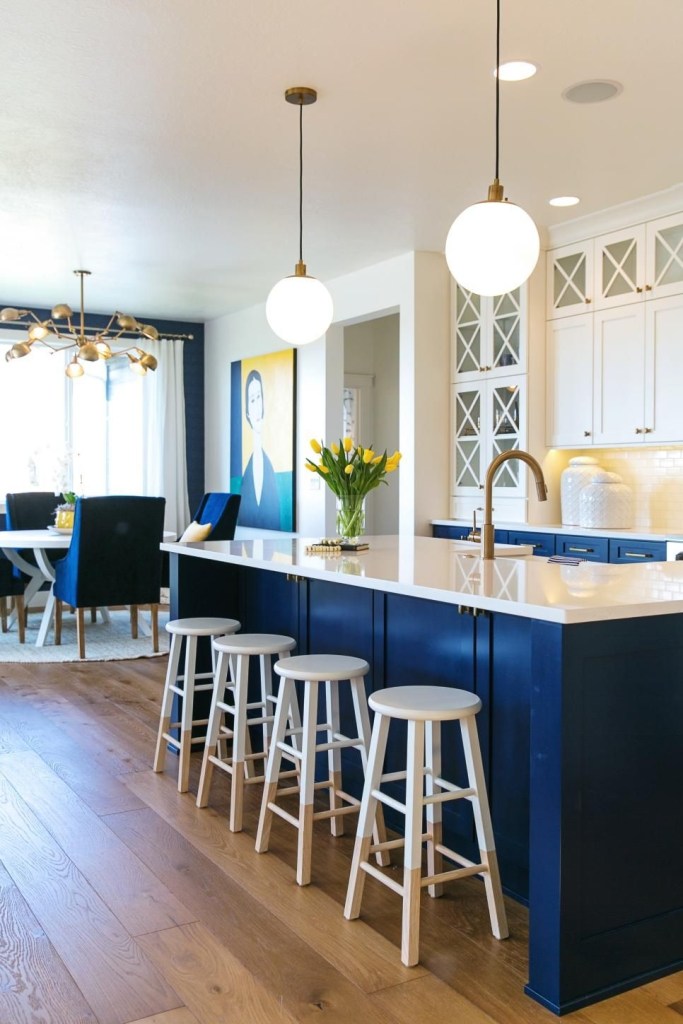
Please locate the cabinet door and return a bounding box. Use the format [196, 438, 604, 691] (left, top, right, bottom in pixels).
[593, 305, 646, 445]
[452, 383, 484, 495]
[547, 241, 593, 319]
[545, 314, 594, 446]
[644, 294, 683, 442]
[452, 285, 485, 379]
[594, 225, 646, 309]
[489, 288, 525, 377]
[488, 380, 527, 497]
[647, 213, 683, 300]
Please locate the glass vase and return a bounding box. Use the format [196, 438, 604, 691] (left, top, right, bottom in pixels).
[335, 495, 366, 544]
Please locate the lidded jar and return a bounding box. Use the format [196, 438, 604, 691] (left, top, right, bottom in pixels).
[560, 457, 603, 526]
[578, 471, 634, 529]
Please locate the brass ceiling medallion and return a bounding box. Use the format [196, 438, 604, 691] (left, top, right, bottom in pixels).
[1, 270, 161, 379]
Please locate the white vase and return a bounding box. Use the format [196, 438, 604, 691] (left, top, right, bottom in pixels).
[560, 457, 603, 526]
[578, 471, 634, 529]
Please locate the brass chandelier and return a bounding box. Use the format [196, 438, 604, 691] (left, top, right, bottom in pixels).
[2, 269, 160, 378]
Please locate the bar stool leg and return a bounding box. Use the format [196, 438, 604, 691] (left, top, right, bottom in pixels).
[350, 679, 391, 867]
[460, 715, 509, 939]
[177, 634, 198, 792]
[296, 679, 320, 885]
[326, 679, 344, 838]
[260, 653, 273, 753]
[255, 677, 295, 855]
[425, 719, 444, 897]
[196, 649, 231, 808]
[402, 719, 426, 967]
[153, 632, 183, 773]
[344, 711, 390, 920]
[229, 652, 250, 832]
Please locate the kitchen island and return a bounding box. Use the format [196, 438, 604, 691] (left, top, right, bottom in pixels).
[163, 533, 683, 1016]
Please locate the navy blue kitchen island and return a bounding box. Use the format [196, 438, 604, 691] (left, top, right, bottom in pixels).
[164, 534, 683, 1015]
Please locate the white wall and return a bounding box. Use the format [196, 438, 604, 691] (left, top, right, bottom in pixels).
[204, 250, 450, 537]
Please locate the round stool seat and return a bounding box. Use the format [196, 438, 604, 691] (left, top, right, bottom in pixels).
[213, 633, 296, 656]
[369, 685, 481, 722]
[275, 653, 369, 682]
[166, 617, 241, 637]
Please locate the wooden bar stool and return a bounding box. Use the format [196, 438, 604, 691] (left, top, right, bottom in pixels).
[196, 632, 299, 832]
[344, 684, 508, 966]
[255, 653, 389, 886]
[153, 616, 240, 792]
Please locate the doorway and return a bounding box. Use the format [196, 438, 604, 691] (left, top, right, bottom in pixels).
[343, 314, 399, 535]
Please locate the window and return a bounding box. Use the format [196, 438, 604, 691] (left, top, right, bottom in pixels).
[0, 332, 147, 499]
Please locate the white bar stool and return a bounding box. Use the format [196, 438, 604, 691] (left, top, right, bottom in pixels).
[255, 653, 389, 886]
[344, 684, 508, 967]
[196, 632, 299, 832]
[153, 616, 241, 792]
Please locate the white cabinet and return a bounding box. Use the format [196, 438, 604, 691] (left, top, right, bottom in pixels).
[546, 314, 594, 446]
[547, 212, 683, 319]
[451, 285, 526, 379]
[547, 295, 683, 447]
[452, 378, 528, 498]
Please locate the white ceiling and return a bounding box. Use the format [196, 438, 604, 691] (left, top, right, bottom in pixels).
[1, 0, 682, 323]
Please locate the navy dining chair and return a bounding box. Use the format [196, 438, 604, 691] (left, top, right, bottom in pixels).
[52, 495, 166, 659]
[0, 556, 26, 643]
[5, 490, 62, 581]
[193, 492, 241, 540]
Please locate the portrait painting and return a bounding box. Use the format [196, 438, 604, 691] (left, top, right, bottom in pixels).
[230, 349, 296, 531]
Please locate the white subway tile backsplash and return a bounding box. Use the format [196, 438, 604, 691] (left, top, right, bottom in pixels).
[551, 447, 683, 530]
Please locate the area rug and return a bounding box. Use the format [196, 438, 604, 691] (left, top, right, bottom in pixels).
[0, 609, 170, 664]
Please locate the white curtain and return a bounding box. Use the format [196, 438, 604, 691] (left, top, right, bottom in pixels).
[143, 337, 191, 536]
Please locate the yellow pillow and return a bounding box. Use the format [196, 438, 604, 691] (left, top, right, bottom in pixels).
[179, 520, 213, 542]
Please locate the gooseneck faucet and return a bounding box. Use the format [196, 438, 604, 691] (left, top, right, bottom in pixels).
[482, 450, 548, 559]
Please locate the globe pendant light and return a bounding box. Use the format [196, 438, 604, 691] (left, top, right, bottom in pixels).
[445, 0, 540, 297]
[266, 87, 333, 346]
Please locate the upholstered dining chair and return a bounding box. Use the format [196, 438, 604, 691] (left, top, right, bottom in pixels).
[5, 490, 62, 579]
[52, 495, 166, 659]
[0, 557, 26, 643]
[192, 492, 241, 541]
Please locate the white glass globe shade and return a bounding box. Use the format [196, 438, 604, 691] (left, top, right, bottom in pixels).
[266, 273, 334, 346]
[445, 199, 540, 296]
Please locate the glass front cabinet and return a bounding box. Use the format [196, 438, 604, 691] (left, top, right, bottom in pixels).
[451, 285, 526, 379]
[451, 378, 527, 499]
[547, 212, 683, 319]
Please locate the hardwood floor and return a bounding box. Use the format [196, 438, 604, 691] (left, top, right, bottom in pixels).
[0, 656, 681, 1024]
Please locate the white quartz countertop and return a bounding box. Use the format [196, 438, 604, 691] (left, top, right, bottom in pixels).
[432, 519, 683, 542]
[162, 534, 683, 625]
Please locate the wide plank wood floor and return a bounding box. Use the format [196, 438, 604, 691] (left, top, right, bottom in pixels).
[0, 654, 681, 1024]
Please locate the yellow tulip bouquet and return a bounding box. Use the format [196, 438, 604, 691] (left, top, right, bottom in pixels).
[306, 437, 402, 541]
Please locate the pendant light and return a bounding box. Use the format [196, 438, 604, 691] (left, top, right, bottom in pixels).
[445, 0, 540, 296]
[266, 87, 333, 346]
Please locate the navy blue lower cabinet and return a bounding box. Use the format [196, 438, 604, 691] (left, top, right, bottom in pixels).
[608, 538, 667, 563]
[555, 534, 609, 562]
[526, 614, 683, 1014]
[508, 530, 556, 557]
[432, 524, 469, 539]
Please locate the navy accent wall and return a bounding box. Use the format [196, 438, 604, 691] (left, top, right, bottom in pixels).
[0, 306, 205, 515]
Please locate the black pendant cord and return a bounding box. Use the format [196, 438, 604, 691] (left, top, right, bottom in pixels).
[298, 99, 304, 264]
[495, 0, 500, 182]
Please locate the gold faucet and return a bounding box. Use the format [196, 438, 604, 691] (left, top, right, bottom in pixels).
[482, 450, 548, 559]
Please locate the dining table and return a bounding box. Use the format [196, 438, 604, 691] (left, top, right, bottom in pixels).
[0, 528, 176, 647]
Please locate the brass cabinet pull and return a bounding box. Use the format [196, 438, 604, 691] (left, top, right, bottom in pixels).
[624, 552, 652, 558]
[635, 427, 644, 434]
[584, 297, 592, 304]
[583, 430, 591, 437]
[636, 286, 643, 293]
[568, 546, 592, 553]
[645, 284, 653, 291]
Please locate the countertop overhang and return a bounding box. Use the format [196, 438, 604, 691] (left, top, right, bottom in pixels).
[162, 534, 683, 625]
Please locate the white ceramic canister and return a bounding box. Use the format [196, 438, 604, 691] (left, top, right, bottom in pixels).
[578, 471, 634, 529]
[560, 457, 603, 526]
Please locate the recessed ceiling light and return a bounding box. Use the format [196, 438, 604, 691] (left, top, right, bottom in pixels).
[563, 79, 622, 104]
[496, 61, 537, 81]
[549, 196, 580, 207]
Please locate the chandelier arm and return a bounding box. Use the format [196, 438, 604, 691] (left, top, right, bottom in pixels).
[495, 0, 501, 183]
[101, 313, 118, 334]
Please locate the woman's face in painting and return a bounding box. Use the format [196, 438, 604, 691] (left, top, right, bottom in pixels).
[247, 376, 264, 433]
